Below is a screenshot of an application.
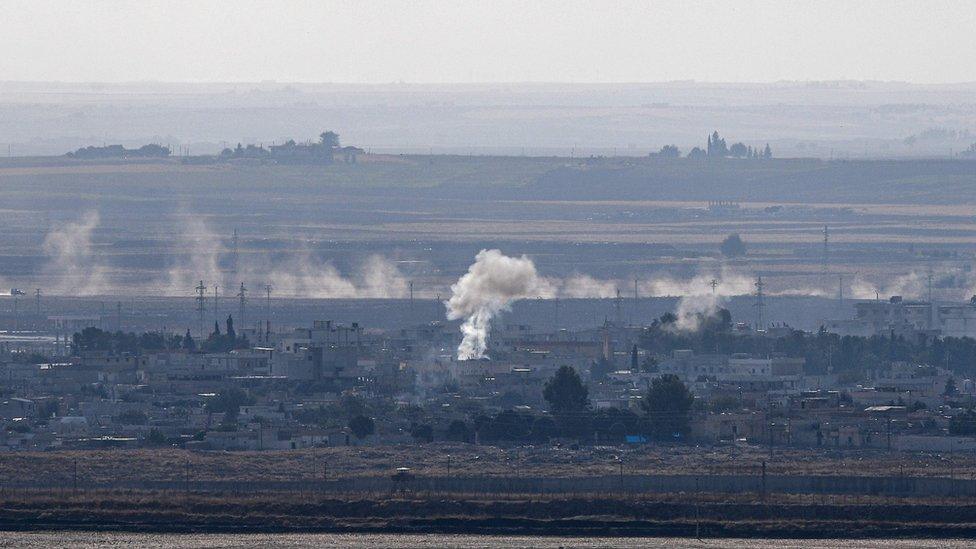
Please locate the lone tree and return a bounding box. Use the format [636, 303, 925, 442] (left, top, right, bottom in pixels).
[543, 366, 589, 413]
[720, 233, 747, 258]
[348, 415, 375, 439]
[320, 131, 340, 148]
[944, 376, 958, 396]
[641, 374, 695, 440]
[657, 144, 681, 158]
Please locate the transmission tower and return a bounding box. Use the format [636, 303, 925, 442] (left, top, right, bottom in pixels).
[34, 289, 41, 316]
[754, 276, 766, 331]
[237, 282, 247, 328]
[230, 229, 239, 274]
[213, 285, 219, 326]
[409, 281, 414, 316]
[710, 278, 719, 295]
[195, 280, 207, 336]
[614, 288, 623, 325]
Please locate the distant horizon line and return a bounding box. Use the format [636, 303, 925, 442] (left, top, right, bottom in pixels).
[2, 79, 976, 87]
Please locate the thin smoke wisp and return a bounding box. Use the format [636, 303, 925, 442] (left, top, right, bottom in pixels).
[42, 211, 111, 296]
[640, 268, 753, 332]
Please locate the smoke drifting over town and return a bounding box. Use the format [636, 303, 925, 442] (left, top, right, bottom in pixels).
[165, 216, 411, 299]
[446, 249, 556, 360]
[32, 212, 411, 300]
[446, 252, 766, 358]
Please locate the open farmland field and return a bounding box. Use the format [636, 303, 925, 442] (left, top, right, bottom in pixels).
[0, 155, 974, 309]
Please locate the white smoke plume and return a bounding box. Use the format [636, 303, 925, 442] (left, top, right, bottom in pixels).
[640, 268, 754, 332]
[849, 272, 925, 301]
[163, 215, 225, 295]
[33, 211, 410, 299]
[265, 252, 409, 298]
[558, 274, 618, 298]
[446, 249, 556, 360]
[42, 211, 111, 295]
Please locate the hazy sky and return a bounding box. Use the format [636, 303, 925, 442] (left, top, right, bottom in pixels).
[2, 0, 975, 84]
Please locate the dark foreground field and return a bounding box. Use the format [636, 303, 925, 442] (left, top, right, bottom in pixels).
[3, 446, 976, 538]
[2, 491, 976, 539]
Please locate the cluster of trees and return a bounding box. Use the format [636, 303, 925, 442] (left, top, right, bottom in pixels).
[205, 387, 257, 431]
[720, 233, 747, 258]
[291, 393, 379, 440]
[682, 131, 772, 160]
[198, 315, 249, 353]
[437, 367, 695, 444]
[329, 364, 697, 446]
[218, 131, 343, 164]
[72, 327, 185, 355]
[72, 320, 247, 356]
[66, 144, 171, 159]
[638, 307, 976, 380]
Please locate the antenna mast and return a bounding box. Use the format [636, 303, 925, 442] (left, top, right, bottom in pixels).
[265, 283, 272, 341]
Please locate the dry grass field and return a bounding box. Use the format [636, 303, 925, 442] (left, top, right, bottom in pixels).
[2, 444, 972, 485]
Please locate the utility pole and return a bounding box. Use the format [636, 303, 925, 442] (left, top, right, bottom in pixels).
[409, 281, 414, 316]
[886, 415, 892, 451]
[213, 285, 219, 326]
[35, 289, 41, 316]
[633, 277, 639, 324]
[265, 283, 272, 340]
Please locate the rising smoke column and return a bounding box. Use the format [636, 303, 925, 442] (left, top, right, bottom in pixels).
[640, 267, 754, 331]
[42, 210, 111, 295]
[446, 249, 555, 360]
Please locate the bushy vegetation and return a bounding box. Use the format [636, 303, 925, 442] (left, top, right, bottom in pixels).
[639, 309, 976, 378]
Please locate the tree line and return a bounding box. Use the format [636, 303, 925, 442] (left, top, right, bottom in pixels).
[652, 131, 772, 160]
